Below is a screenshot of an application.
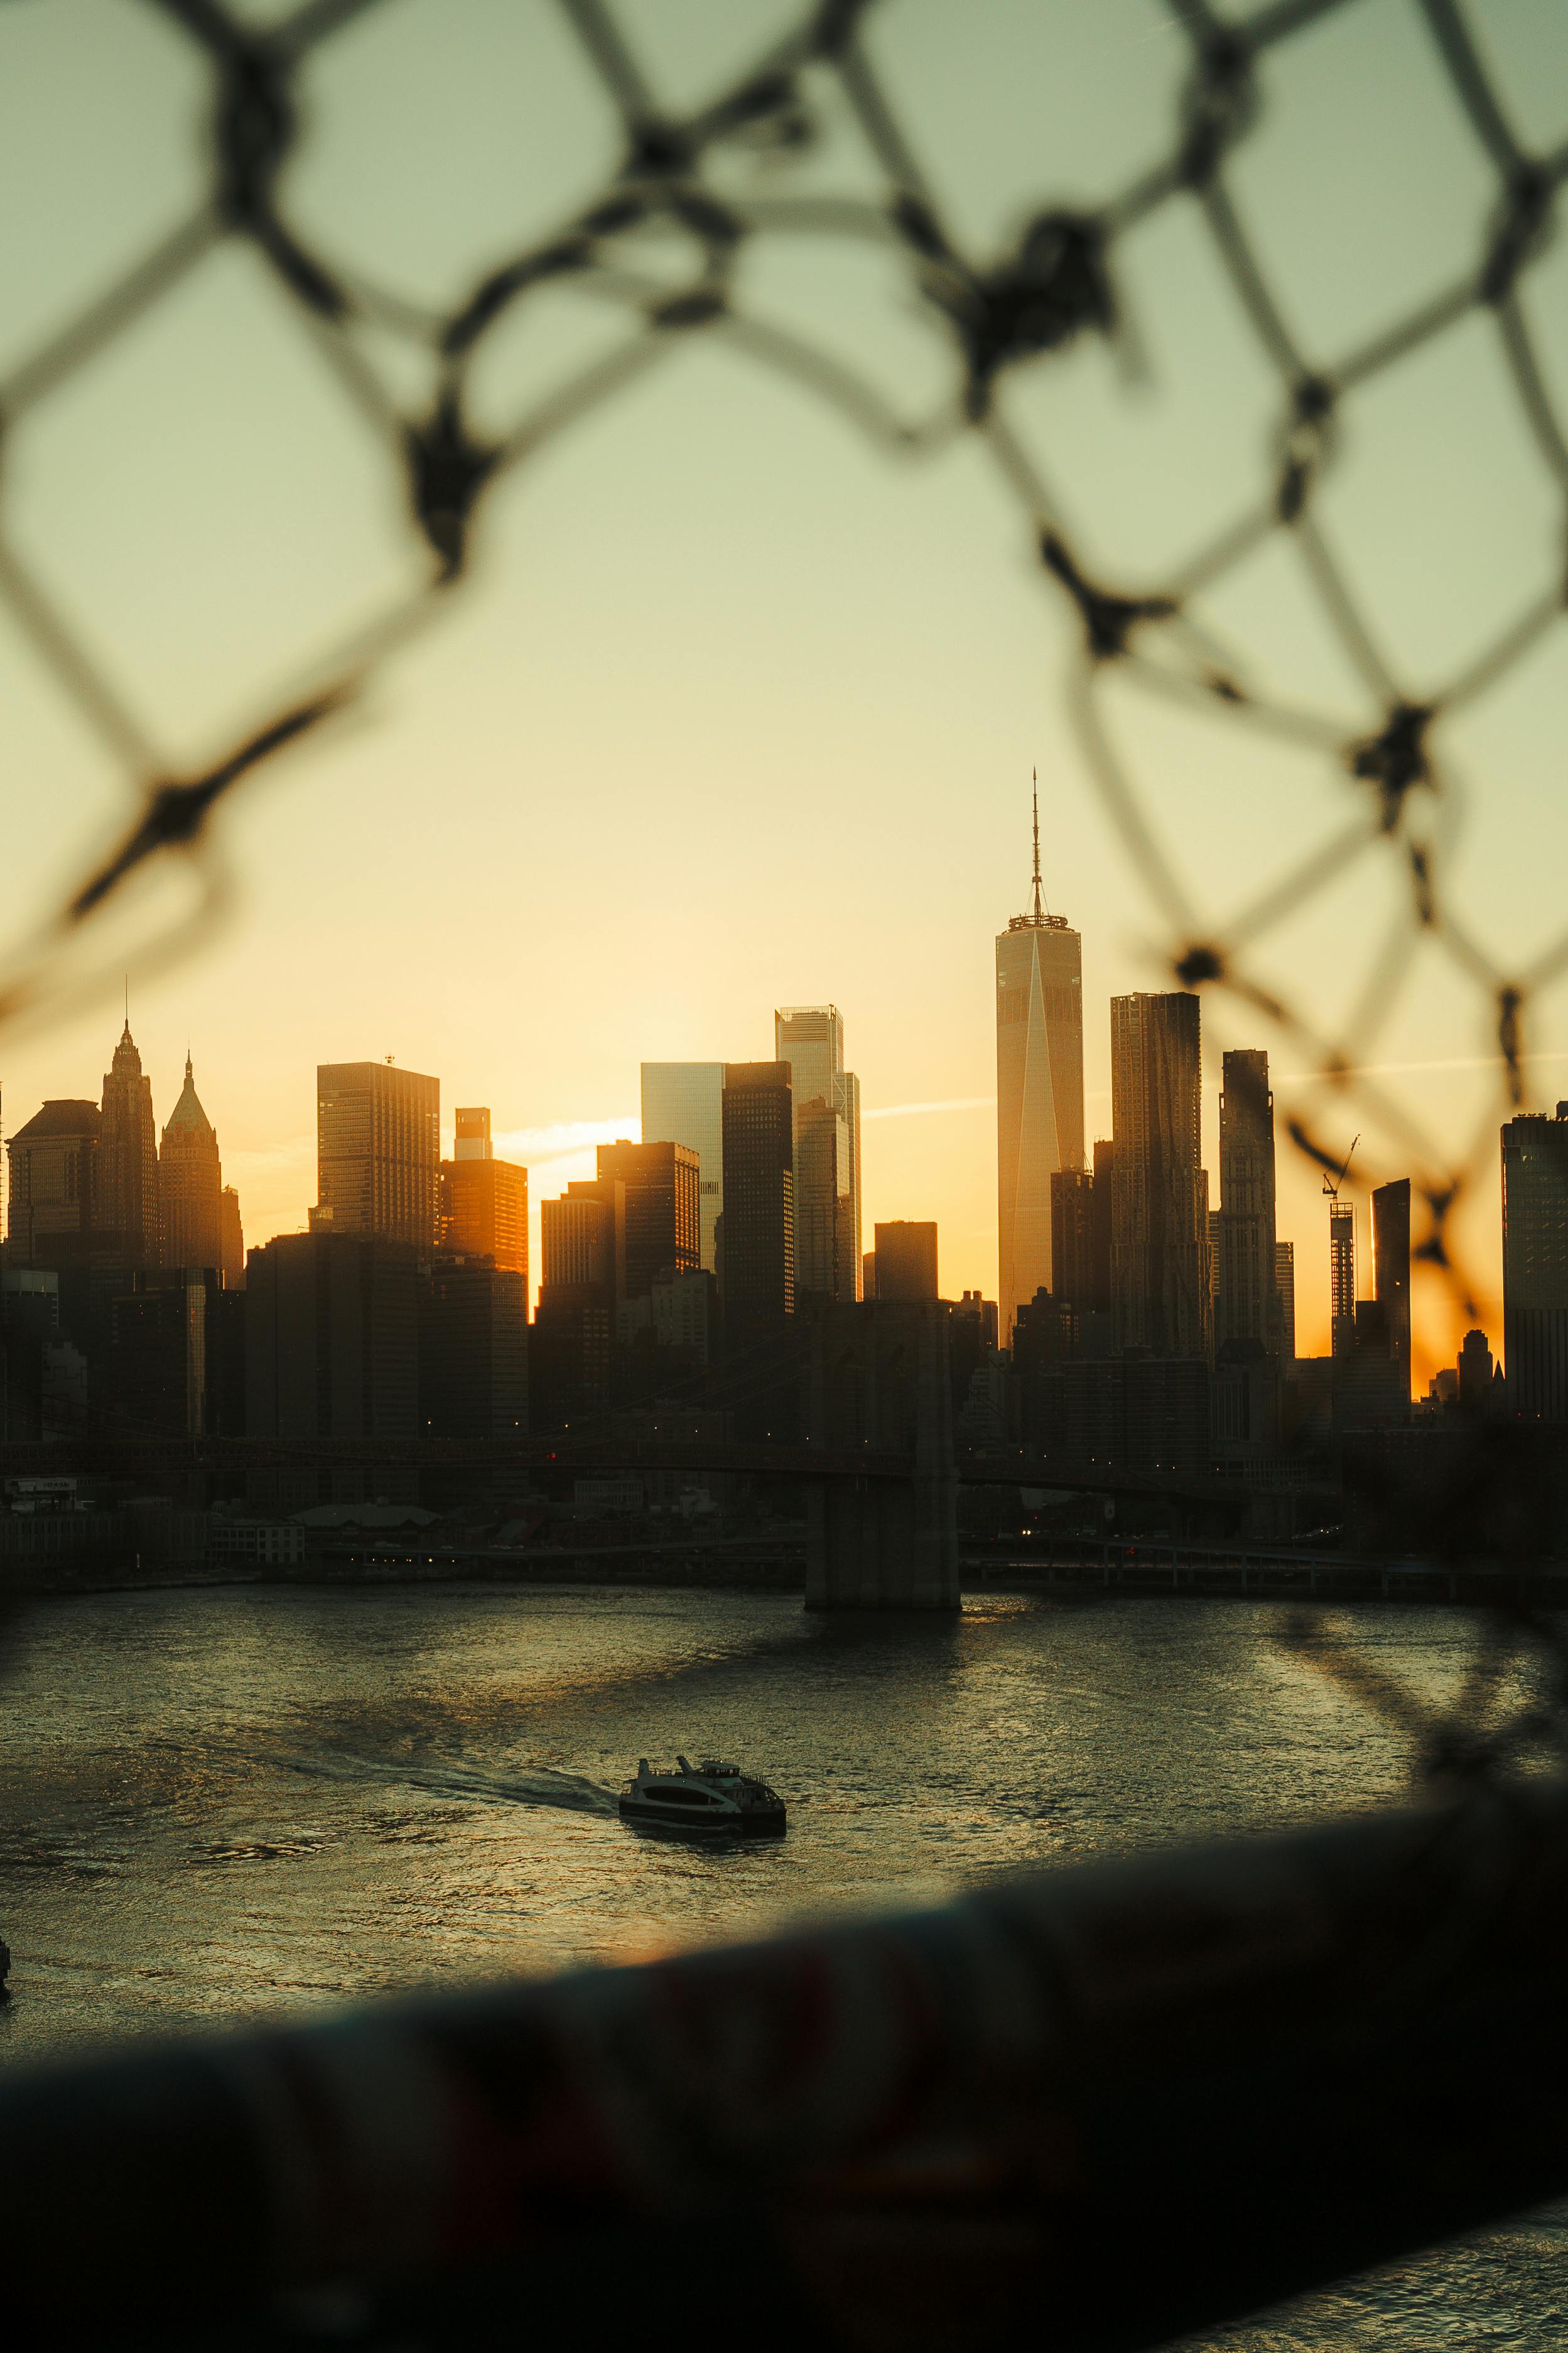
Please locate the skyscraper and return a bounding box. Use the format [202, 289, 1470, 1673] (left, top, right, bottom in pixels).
[1502, 1104, 1568, 1422]
[534, 1184, 617, 1428]
[439, 1106, 527, 1284]
[1275, 1239, 1296, 1363]
[641, 1063, 724, 1275]
[246, 1233, 419, 1447]
[720, 1062, 794, 1345]
[311, 1061, 440, 1249]
[5, 1101, 100, 1264]
[596, 1139, 700, 1300]
[220, 1188, 245, 1288]
[1213, 1050, 1279, 1354]
[1372, 1178, 1411, 1403]
[1051, 1138, 1114, 1318]
[1329, 1198, 1356, 1357]
[775, 1006, 862, 1302]
[1109, 991, 1211, 1360]
[158, 1055, 224, 1272]
[100, 1020, 158, 1263]
[996, 778, 1084, 1344]
[418, 1256, 528, 1441]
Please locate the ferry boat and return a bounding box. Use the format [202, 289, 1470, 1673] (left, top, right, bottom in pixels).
[619, 1756, 786, 1835]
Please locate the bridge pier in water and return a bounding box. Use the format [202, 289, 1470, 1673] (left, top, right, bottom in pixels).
[804, 1301, 960, 1610]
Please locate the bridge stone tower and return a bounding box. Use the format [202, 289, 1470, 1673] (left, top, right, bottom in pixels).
[804, 1301, 960, 1609]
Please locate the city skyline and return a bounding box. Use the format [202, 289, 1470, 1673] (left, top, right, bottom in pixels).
[0, 955, 1507, 1386]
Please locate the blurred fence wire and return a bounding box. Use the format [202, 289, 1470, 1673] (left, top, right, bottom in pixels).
[1, 0, 1566, 1323]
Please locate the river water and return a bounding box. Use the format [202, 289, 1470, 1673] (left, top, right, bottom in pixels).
[0, 1582, 1562, 2347]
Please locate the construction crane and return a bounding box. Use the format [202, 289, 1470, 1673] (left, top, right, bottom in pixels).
[1322, 1134, 1359, 1202]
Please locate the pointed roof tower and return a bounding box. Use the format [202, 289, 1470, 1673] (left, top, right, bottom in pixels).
[164, 1052, 215, 1137]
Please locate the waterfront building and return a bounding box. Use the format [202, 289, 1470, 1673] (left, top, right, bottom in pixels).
[775, 1006, 862, 1302]
[158, 1055, 224, 1273]
[107, 1268, 218, 1437]
[418, 1256, 527, 1440]
[1213, 1050, 1279, 1356]
[995, 780, 1084, 1345]
[5, 1100, 100, 1265]
[311, 1061, 440, 1249]
[596, 1139, 700, 1300]
[245, 1233, 419, 1450]
[872, 1220, 938, 1301]
[440, 1107, 527, 1285]
[99, 1021, 159, 1264]
[641, 1062, 724, 1275]
[1502, 1102, 1568, 1421]
[720, 1062, 795, 1349]
[1109, 991, 1211, 1360]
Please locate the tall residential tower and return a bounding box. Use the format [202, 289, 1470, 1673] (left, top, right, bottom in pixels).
[1109, 990, 1211, 1361]
[995, 777, 1084, 1345]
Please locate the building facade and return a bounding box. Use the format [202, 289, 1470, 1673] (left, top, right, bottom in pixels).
[641, 1062, 725, 1276]
[5, 1100, 100, 1265]
[220, 1188, 245, 1289]
[418, 1256, 527, 1440]
[775, 1006, 862, 1303]
[1275, 1239, 1296, 1364]
[99, 1021, 159, 1264]
[720, 1062, 795, 1344]
[245, 1232, 419, 1444]
[1502, 1104, 1568, 1422]
[1372, 1177, 1412, 1405]
[439, 1106, 527, 1285]
[1213, 1050, 1279, 1356]
[595, 1139, 700, 1300]
[312, 1062, 440, 1249]
[1329, 1198, 1356, 1358]
[1109, 991, 1211, 1361]
[995, 799, 1084, 1345]
[158, 1055, 225, 1272]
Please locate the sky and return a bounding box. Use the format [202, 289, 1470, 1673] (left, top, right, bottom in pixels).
[2, 0, 1567, 1383]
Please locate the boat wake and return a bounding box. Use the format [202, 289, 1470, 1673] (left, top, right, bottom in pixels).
[276, 1751, 620, 1817]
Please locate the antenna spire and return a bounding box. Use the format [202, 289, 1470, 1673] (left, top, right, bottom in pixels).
[1030, 768, 1044, 922]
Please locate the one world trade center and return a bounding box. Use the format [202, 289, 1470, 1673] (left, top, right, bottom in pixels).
[995, 776, 1084, 1345]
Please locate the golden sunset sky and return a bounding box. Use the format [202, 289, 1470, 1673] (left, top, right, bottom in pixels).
[3, 0, 1567, 1383]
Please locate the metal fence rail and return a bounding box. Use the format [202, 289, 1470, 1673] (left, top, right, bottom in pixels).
[8, 1769, 1568, 2350]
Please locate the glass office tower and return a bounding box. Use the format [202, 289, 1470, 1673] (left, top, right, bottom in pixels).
[775, 1005, 862, 1303]
[641, 1062, 724, 1276]
[995, 790, 1084, 1346]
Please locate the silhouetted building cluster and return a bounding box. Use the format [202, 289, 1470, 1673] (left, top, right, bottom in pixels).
[3, 1021, 247, 1442]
